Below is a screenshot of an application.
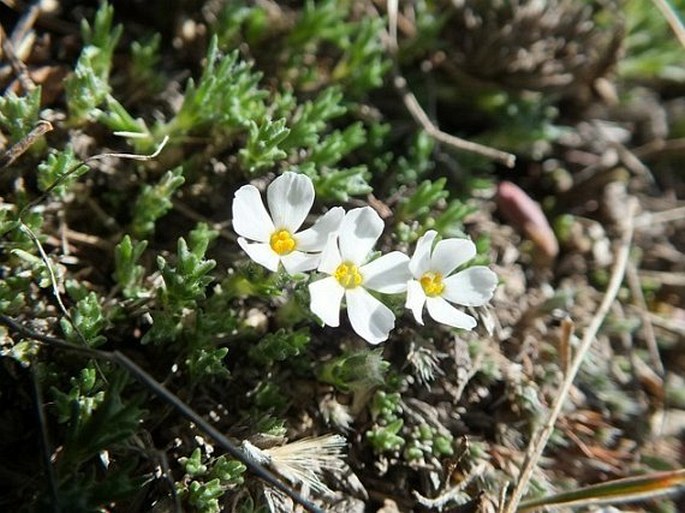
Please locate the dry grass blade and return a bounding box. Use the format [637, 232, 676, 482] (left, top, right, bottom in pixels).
[652, 0, 685, 48]
[502, 199, 638, 513]
[518, 468, 685, 512]
[0, 120, 53, 168]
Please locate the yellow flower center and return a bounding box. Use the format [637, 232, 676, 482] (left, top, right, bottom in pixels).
[420, 271, 444, 297]
[270, 229, 296, 255]
[334, 262, 363, 289]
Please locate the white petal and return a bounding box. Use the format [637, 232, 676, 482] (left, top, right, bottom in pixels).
[267, 172, 314, 232]
[281, 251, 320, 274]
[346, 288, 395, 344]
[297, 207, 344, 251]
[339, 207, 383, 264]
[409, 230, 437, 278]
[361, 251, 411, 293]
[317, 233, 342, 274]
[442, 266, 498, 306]
[309, 277, 344, 327]
[238, 238, 280, 272]
[431, 238, 476, 276]
[232, 185, 274, 242]
[405, 280, 426, 325]
[425, 296, 477, 330]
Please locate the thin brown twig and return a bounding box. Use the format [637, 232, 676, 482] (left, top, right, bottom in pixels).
[626, 262, 664, 376]
[502, 199, 637, 513]
[638, 269, 685, 287]
[634, 205, 685, 228]
[393, 76, 517, 167]
[0, 120, 53, 168]
[85, 135, 169, 163]
[0, 23, 35, 93]
[385, 0, 516, 168]
[646, 311, 685, 337]
[9, 1, 41, 47]
[633, 138, 685, 159]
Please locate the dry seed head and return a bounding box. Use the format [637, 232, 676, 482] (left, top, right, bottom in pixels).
[242, 435, 347, 496]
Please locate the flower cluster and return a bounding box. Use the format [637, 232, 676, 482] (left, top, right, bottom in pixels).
[232, 172, 497, 344]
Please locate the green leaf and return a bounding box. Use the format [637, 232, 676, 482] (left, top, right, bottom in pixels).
[113, 236, 148, 298]
[37, 146, 88, 197]
[131, 167, 185, 238]
[159, 35, 267, 140]
[0, 87, 42, 143]
[249, 328, 310, 364]
[61, 372, 143, 469]
[60, 292, 108, 347]
[238, 117, 290, 173]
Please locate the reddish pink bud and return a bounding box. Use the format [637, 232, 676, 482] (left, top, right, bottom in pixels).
[496, 181, 559, 262]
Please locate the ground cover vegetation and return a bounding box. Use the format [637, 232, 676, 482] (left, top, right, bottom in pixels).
[1, 1, 685, 512]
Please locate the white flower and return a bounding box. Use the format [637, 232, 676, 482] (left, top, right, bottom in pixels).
[406, 230, 497, 329]
[232, 172, 344, 274]
[309, 207, 410, 344]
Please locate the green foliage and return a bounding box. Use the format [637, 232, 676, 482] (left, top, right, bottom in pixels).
[0, 272, 28, 314]
[65, 3, 122, 122]
[65, 47, 111, 122]
[142, 223, 217, 348]
[129, 33, 164, 94]
[433, 199, 477, 238]
[57, 371, 143, 470]
[280, 87, 347, 151]
[252, 381, 288, 411]
[307, 122, 366, 166]
[1, 204, 44, 254]
[620, 0, 685, 82]
[131, 167, 185, 238]
[10, 247, 57, 289]
[308, 165, 371, 202]
[318, 349, 389, 393]
[366, 390, 406, 454]
[404, 423, 454, 461]
[60, 292, 108, 347]
[474, 92, 563, 158]
[157, 36, 267, 141]
[0, 87, 42, 143]
[185, 344, 229, 380]
[285, 0, 389, 93]
[80, 2, 122, 78]
[397, 178, 450, 222]
[44, 344, 140, 513]
[215, 4, 270, 48]
[98, 96, 149, 137]
[53, 365, 103, 424]
[158, 233, 215, 304]
[395, 177, 476, 241]
[114, 236, 148, 298]
[366, 418, 405, 453]
[178, 447, 246, 513]
[370, 390, 402, 422]
[239, 118, 290, 173]
[37, 146, 89, 197]
[249, 328, 310, 364]
[5, 0, 661, 510]
[330, 15, 389, 94]
[395, 131, 436, 185]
